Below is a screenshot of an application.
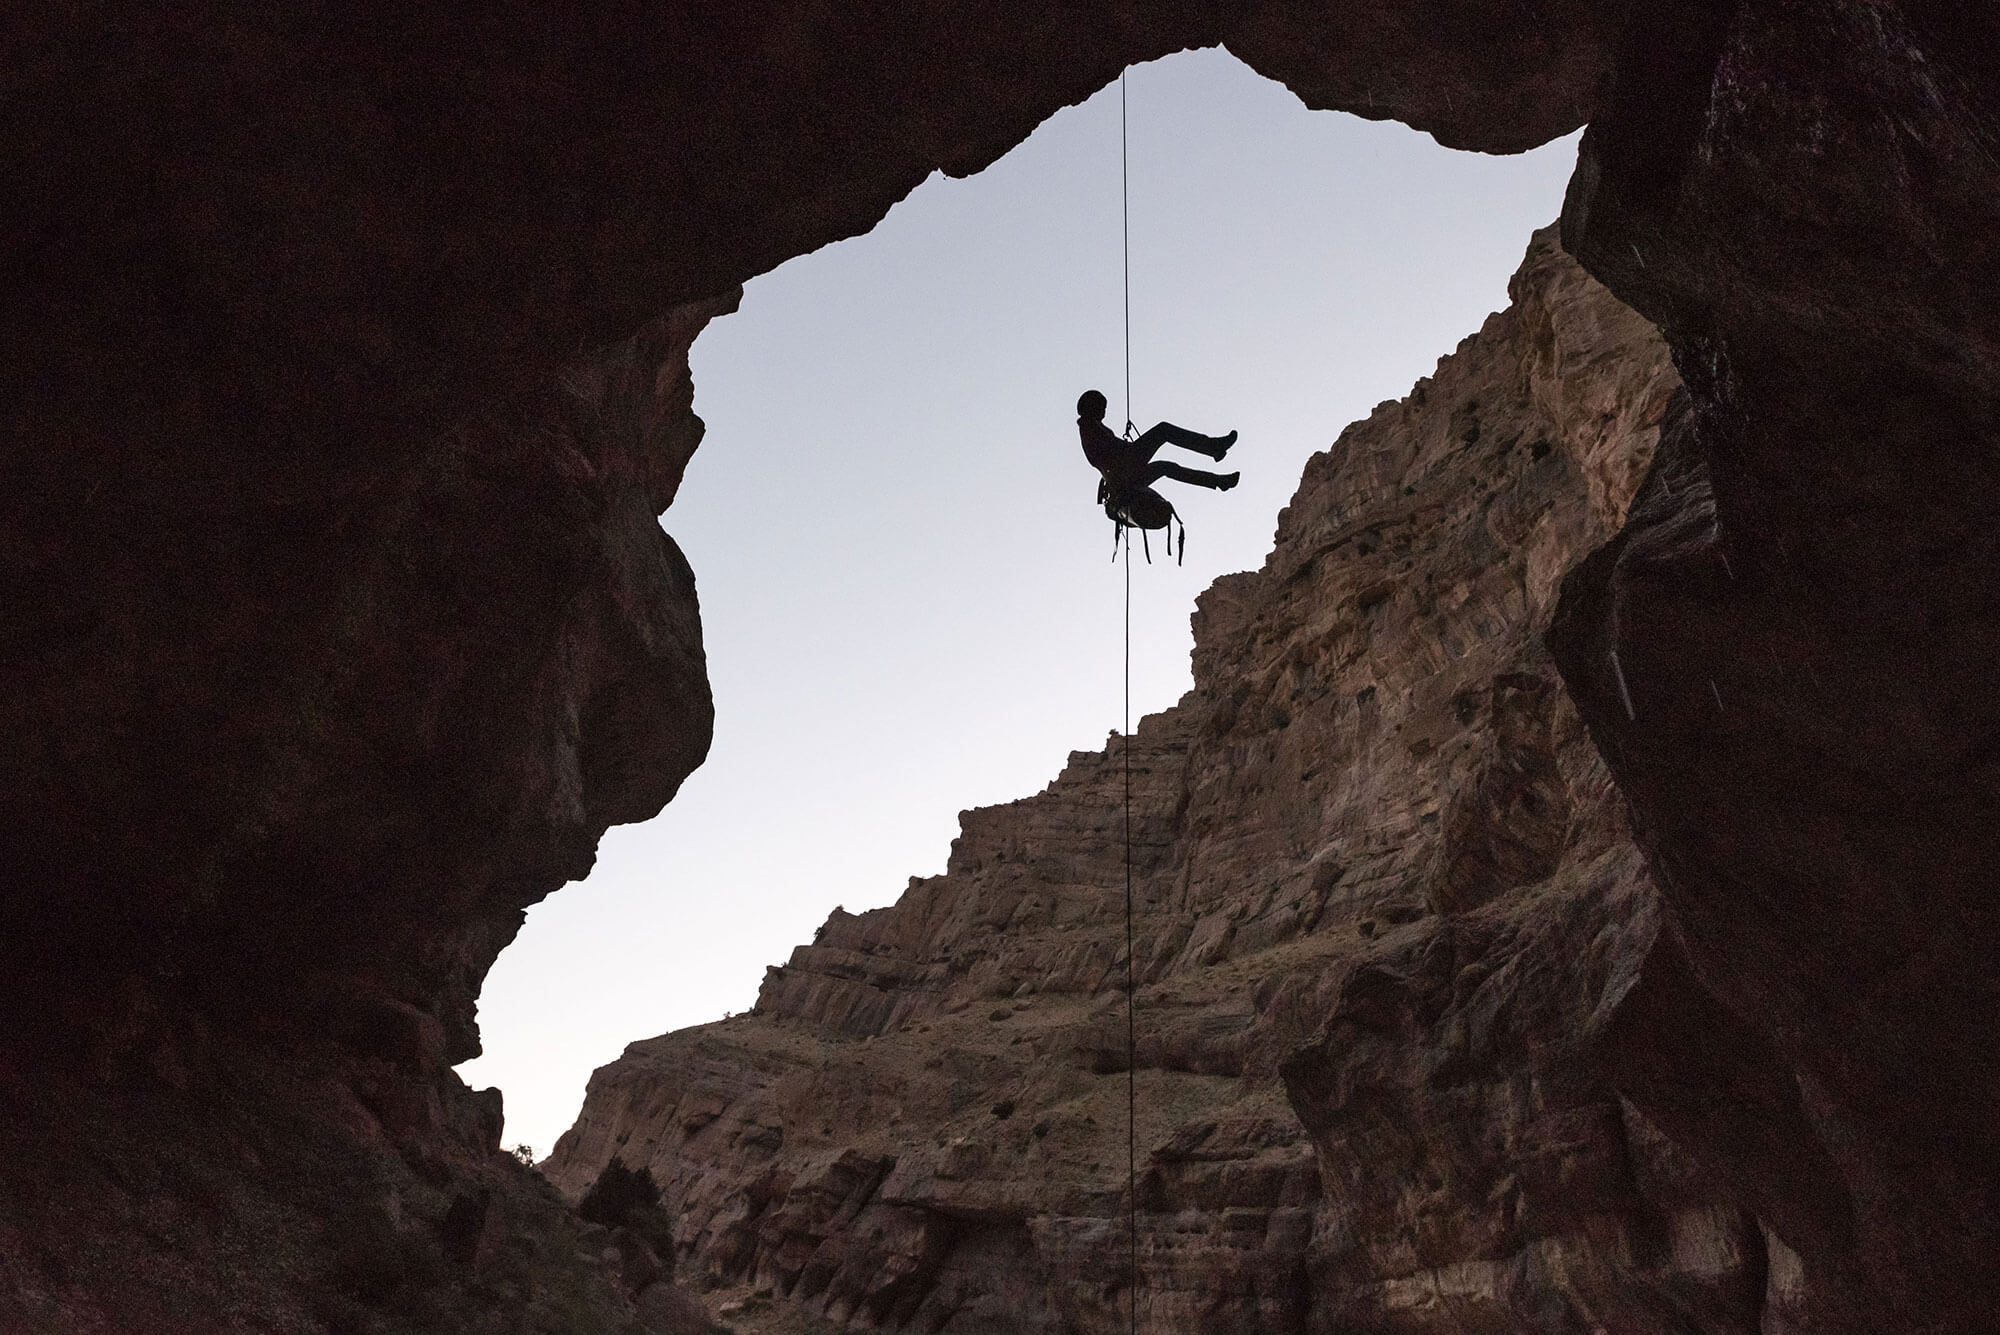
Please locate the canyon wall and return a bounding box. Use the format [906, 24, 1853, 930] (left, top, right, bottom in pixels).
[546, 232, 1766, 1333]
[7, 1, 1999, 1329]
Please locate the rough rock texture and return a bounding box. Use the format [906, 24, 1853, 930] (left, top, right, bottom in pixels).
[0, 1029, 725, 1335]
[1, 286, 730, 1330]
[9, 0, 2000, 1329]
[1547, 6, 2000, 1331]
[547, 234, 1765, 1333]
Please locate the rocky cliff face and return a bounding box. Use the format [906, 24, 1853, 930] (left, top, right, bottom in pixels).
[546, 233, 1765, 1333]
[10, 1, 2000, 1329]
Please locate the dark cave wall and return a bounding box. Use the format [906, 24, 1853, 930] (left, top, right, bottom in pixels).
[1549, 4, 2000, 1328]
[5, 1, 1999, 1330]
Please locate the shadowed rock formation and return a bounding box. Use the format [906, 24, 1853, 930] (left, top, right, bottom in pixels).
[7, 0, 1999, 1329]
[1547, 6, 2000, 1330]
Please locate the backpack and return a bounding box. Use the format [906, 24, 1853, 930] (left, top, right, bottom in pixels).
[1099, 478, 1185, 564]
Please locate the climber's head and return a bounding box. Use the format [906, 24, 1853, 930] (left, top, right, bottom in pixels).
[1077, 389, 1108, 422]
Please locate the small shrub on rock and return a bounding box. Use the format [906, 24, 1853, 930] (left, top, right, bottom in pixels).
[577, 1159, 660, 1227]
[577, 1159, 675, 1262]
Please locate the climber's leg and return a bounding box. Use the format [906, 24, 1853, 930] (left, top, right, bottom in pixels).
[1135, 421, 1236, 460]
[1146, 460, 1239, 490]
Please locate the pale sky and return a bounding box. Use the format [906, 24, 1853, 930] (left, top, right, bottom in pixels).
[456, 48, 1583, 1156]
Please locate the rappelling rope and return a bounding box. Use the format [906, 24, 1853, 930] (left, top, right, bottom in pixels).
[1119, 67, 1140, 1335]
[1122, 529, 1139, 1335]
[1121, 70, 1135, 443]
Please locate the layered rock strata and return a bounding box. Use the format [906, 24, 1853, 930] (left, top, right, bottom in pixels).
[548, 233, 1765, 1333]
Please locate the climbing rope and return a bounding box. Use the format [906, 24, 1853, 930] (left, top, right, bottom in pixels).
[1121, 70, 1135, 442]
[1122, 528, 1138, 1335]
[1119, 67, 1140, 1335]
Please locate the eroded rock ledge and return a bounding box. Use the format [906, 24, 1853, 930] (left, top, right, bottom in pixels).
[546, 232, 1747, 1332]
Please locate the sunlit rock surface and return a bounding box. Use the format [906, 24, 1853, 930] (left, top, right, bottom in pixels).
[546, 232, 1754, 1332]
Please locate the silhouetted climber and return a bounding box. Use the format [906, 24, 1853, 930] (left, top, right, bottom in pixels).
[1077, 389, 1237, 561]
[1076, 389, 1239, 498]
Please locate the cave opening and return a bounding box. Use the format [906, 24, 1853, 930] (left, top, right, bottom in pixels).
[456, 47, 1582, 1157]
[15, 8, 2000, 1328]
